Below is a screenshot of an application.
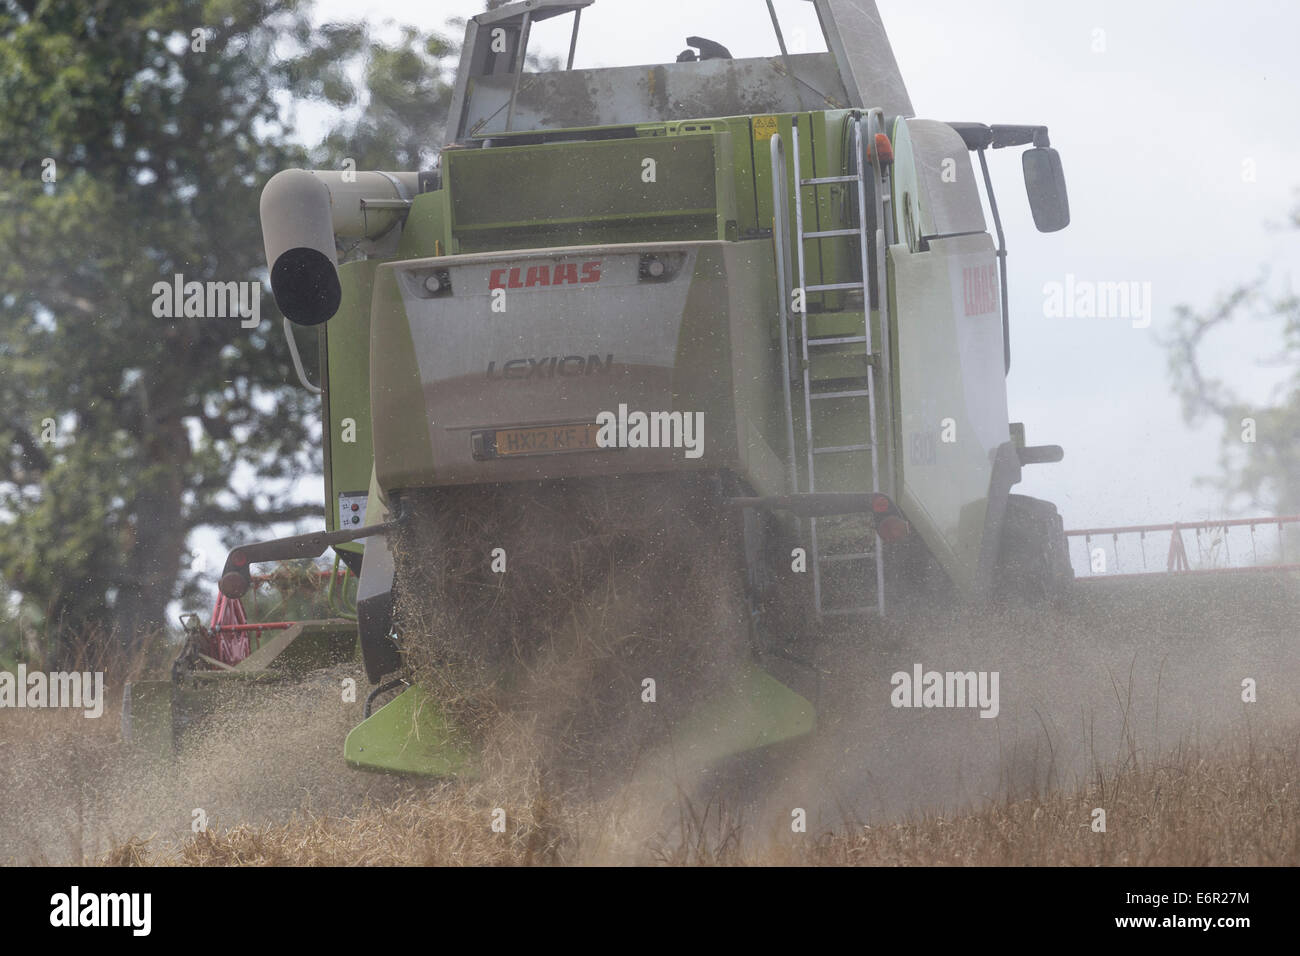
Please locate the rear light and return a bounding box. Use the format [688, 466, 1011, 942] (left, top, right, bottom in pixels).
[877, 515, 910, 542]
[872, 133, 894, 165]
[404, 267, 453, 298]
[638, 252, 685, 282]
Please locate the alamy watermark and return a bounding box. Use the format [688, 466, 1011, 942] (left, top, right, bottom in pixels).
[890, 663, 999, 718]
[595, 404, 704, 459]
[0, 665, 104, 718]
[50, 886, 150, 936]
[1042, 274, 1152, 329]
[152, 273, 260, 328]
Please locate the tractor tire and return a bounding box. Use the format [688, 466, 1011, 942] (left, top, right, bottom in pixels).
[994, 494, 1073, 606]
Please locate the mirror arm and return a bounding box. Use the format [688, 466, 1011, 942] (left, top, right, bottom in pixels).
[977, 147, 1012, 374]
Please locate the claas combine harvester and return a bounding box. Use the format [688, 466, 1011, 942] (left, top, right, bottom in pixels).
[124, 0, 1082, 776]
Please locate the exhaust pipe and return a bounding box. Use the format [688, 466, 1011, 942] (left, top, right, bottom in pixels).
[260, 169, 418, 326]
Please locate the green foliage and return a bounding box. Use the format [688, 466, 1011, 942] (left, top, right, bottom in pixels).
[0, 0, 455, 657]
[312, 24, 455, 171]
[1166, 201, 1300, 514]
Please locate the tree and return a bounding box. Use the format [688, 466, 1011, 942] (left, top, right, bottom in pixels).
[0, 0, 455, 660]
[1166, 201, 1300, 515]
[314, 25, 456, 171]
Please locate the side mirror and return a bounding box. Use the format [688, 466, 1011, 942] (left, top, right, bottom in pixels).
[1023, 147, 1070, 233]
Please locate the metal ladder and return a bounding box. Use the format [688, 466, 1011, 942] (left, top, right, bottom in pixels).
[777, 111, 891, 617]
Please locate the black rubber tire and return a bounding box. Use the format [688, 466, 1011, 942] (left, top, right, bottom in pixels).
[994, 494, 1073, 605]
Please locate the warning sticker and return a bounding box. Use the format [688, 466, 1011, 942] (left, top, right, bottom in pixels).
[753, 115, 778, 141]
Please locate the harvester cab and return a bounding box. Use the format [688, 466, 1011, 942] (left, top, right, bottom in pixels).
[128, 0, 1077, 777]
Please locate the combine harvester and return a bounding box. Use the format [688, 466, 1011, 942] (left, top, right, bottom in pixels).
[126, 0, 1157, 775]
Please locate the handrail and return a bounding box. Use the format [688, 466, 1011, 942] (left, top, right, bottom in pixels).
[854, 114, 880, 501]
[862, 107, 895, 495]
[770, 131, 800, 498]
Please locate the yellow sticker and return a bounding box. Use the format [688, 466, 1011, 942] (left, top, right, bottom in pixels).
[753, 115, 778, 141]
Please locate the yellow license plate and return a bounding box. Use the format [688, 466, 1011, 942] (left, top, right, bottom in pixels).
[493, 423, 602, 457]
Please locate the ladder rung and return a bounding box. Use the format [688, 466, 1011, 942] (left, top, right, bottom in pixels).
[813, 443, 872, 455]
[808, 336, 868, 347]
[811, 389, 871, 401]
[803, 228, 860, 239]
[802, 175, 857, 185]
[819, 551, 876, 563]
[805, 282, 865, 293]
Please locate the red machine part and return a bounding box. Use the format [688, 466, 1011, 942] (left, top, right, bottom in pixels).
[204, 569, 349, 666]
[1066, 515, 1300, 580]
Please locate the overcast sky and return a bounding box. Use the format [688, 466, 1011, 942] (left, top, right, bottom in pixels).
[302, 0, 1300, 535]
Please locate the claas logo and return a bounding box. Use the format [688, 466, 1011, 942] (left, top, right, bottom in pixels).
[962, 263, 999, 317]
[489, 261, 602, 290]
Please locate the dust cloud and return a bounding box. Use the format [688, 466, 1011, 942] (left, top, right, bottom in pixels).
[1, 484, 1295, 864]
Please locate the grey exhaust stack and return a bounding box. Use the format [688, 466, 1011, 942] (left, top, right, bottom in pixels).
[260, 169, 418, 326]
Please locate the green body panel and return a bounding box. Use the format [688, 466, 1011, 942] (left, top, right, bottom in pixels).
[670, 664, 815, 767]
[886, 117, 1009, 594]
[344, 685, 473, 776]
[446, 132, 716, 246]
[123, 621, 357, 759]
[369, 263, 437, 491]
[396, 189, 451, 259]
[323, 259, 380, 550]
[341, 668, 811, 779]
[239, 620, 357, 674]
[889, 233, 1007, 593]
[441, 121, 754, 252]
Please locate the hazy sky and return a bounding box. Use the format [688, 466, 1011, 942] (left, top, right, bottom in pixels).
[302, 0, 1300, 535]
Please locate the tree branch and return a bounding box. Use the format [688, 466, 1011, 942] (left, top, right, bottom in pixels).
[188, 502, 324, 529]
